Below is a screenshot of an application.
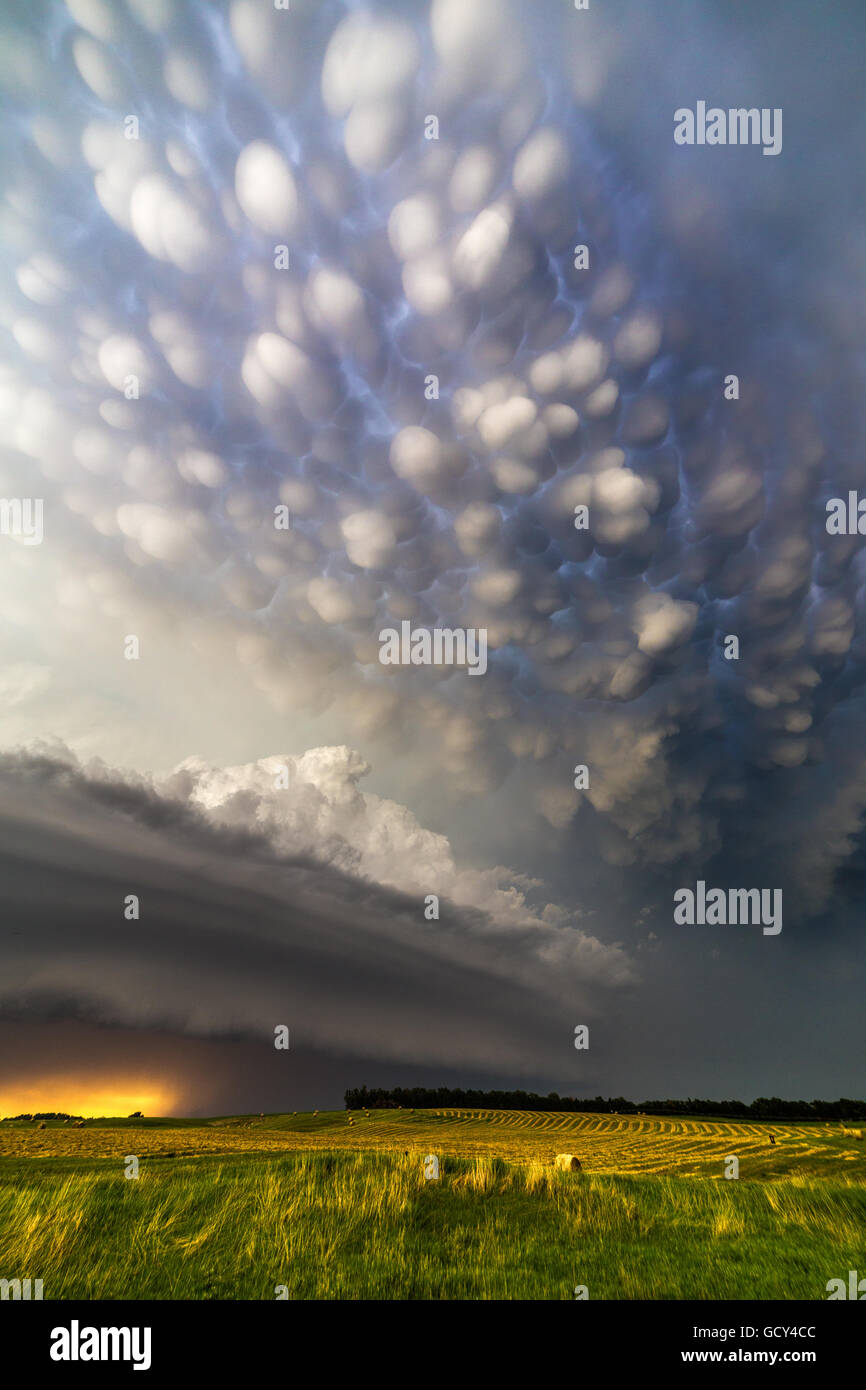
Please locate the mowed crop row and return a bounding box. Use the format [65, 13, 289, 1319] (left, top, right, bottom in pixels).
[1, 1109, 862, 1177]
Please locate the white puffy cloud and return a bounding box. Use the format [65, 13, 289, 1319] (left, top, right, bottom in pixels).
[477, 396, 537, 449]
[321, 12, 419, 172]
[242, 332, 340, 420]
[321, 12, 420, 116]
[165, 744, 633, 986]
[129, 173, 224, 272]
[235, 142, 299, 235]
[229, 0, 315, 103]
[340, 510, 397, 570]
[97, 334, 157, 394]
[65, 0, 122, 42]
[390, 426, 447, 491]
[388, 194, 442, 261]
[613, 308, 663, 369]
[472, 568, 523, 607]
[71, 34, 127, 102]
[16, 254, 73, 305]
[307, 576, 360, 625]
[116, 503, 221, 571]
[454, 502, 502, 556]
[453, 202, 514, 290]
[163, 45, 213, 111]
[449, 146, 499, 212]
[632, 594, 698, 656]
[512, 127, 569, 201]
[431, 0, 525, 94]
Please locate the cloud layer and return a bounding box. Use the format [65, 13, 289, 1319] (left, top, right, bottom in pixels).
[1, 0, 866, 1103]
[0, 743, 632, 1075]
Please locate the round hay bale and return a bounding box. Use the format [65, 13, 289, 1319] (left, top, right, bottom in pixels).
[554, 1153, 581, 1172]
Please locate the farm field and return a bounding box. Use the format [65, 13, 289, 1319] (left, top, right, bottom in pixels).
[1, 1110, 863, 1300]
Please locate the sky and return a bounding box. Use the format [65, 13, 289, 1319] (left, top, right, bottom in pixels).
[0, 0, 864, 1116]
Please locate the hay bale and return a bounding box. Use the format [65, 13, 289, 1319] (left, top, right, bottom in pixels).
[554, 1153, 581, 1171]
[38, 1121, 46, 1129]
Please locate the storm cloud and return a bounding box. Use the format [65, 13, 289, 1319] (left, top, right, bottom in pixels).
[0, 745, 632, 1076]
[1, 0, 865, 1107]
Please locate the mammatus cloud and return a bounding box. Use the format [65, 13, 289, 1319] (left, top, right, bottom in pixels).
[1, 1, 866, 1108]
[1, 0, 866, 896]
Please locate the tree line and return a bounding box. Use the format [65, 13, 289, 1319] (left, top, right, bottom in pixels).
[344, 1086, 866, 1120]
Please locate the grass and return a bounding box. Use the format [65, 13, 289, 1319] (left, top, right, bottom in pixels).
[0, 1110, 863, 1299]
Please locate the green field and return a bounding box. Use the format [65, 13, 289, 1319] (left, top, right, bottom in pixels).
[1, 1109, 863, 1300]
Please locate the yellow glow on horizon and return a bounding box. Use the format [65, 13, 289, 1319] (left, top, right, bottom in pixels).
[0, 1080, 178, 1119]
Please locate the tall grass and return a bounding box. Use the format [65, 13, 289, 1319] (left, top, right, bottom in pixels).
[1, 1150, 863, 1300]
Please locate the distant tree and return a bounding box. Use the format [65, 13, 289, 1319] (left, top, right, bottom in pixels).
[343, 1087, 866, 1120]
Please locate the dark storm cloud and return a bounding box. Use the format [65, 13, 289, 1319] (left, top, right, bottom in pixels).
[0, 746, 632, 1078]
[0, 1018, 614, 1115]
